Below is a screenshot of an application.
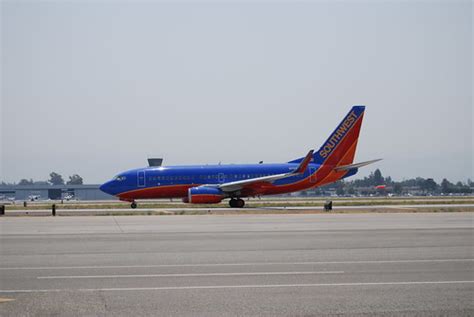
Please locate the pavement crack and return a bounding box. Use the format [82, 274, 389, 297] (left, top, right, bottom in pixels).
[112, 216, 124, 233]
[97, 290, 109, 312]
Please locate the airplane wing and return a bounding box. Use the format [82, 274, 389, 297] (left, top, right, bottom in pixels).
[333, 159, 382, 172]
[217, 150, 314, 193]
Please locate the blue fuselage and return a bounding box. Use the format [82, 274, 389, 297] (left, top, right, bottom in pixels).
[100, 163, 357, 202]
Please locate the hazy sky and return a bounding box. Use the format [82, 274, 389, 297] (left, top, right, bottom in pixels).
[1, 1, 472, 184]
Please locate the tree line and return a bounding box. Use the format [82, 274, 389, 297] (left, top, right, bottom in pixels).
[318, 169, 473, 196]
[2, 172, 84, 186]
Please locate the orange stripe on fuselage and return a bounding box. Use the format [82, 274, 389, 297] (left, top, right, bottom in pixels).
[309, 140, 358, 188]
[308, 139, 360, 188]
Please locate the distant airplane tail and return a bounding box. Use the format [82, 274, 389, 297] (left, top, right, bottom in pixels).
[290, 105, 366, 166]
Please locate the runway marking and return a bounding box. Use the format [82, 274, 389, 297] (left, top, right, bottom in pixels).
[1, 258, 472, 270]
[1, 281, 473, 293]
[37, 271, 344, 279]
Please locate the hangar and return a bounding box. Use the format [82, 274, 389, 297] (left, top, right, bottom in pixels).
[0, 184, 114, 201]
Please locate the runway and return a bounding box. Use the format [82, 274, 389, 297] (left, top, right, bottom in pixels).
[1, 213, 473, 316]
[3, 203, 474, 216]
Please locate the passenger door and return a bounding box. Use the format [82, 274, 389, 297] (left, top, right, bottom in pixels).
[137, 171, 146, 187]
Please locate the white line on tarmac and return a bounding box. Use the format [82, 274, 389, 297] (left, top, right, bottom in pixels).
[1, 281, 473, 293]
[37, 271, 344, 279]
[1, 258, 472, 270]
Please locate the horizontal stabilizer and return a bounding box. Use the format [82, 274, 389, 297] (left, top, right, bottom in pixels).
[333, 159, 382, 172]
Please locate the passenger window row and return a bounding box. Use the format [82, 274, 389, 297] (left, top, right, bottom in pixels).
[147, 174, 274, 182]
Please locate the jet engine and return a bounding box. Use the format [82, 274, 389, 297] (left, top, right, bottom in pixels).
[187, 186, 225, 204]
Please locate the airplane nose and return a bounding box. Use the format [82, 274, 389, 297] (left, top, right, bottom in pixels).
[100, 181, 113, 195]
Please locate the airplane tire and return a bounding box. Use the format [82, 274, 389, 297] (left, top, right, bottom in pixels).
[131, 202, 137, 209]
[229, 198, 245, 208]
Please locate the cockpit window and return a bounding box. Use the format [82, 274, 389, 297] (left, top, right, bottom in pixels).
[114, 175, 127, 181]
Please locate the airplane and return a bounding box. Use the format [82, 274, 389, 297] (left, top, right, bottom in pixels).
[28, 194, 41, 202]
[100, 105, 381, 208]
[63, 194, 75, 201]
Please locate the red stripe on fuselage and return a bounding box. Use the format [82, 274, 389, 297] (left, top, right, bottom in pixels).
[118, 184, 198, 201]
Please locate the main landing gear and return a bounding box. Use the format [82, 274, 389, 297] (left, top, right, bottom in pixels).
[130, 201, 137, 209]
[229, 198, 245, 208]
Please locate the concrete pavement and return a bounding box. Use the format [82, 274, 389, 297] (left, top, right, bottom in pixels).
[0, 213, 473, 316]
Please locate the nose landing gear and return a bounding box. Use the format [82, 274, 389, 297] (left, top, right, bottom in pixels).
[130, 201, 137, 209]
[229, 198, 245, 208]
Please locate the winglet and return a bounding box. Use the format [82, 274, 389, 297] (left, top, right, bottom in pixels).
[294, 150, 314, 174]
